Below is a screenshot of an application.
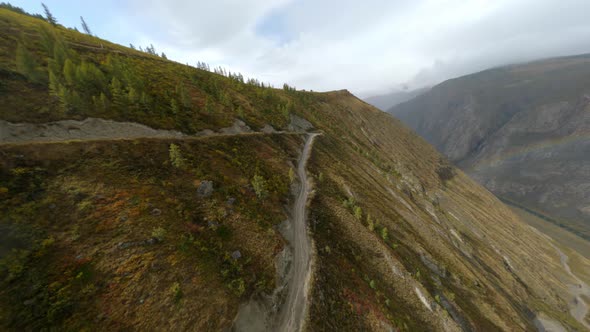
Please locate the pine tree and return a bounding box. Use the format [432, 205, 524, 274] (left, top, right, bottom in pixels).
[169, 144, 186, 168]
[42, 3, 57, 26]
[39, 24, 55, 54]
[15, 42, 42, 83]
[128, 87, 138, 103]
[205, 97, 213, 114]
[57, 85, 70, 113]
[63, 58, 76, 85]
[80, 16, 92, 35]
[252, 175, 268, 199]
[93, 92, 108, 113]
[140, 92, 150, 112]
[49, 39, 68, 74]
[76, 61, 106, 94]
[161, 52, 167, 59]
[354, 206, 363, 220]
[176, 83, 191, 108]
[48, 70, 61, 97]
[236, 105, 244, 119]
[109, 77, 126, 113]
[170, 99, 179, 114]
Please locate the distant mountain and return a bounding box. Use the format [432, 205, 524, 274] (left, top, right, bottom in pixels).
[389, 54, 590, 240]
[364, 87, 429, 110]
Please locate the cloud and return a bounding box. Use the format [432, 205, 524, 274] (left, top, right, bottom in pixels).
[121, 0, 590, 96]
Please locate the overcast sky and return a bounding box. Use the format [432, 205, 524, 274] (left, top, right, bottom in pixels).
[11, 0, 590, 97]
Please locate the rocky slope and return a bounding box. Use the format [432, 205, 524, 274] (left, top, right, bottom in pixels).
[0, 6, 589, 331]
[389, 55, 590, 240]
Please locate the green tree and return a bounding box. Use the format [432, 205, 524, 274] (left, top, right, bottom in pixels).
[128, 87, 139, 103]
[109, 77, 126, 112]
[367, 214, 374, 231]
[169, 144, 186, 168]
[48, 70, 61, 97]
[63, 58, 76, 85]
[93, 92, 108, 113]
[177, 83, 191, 108]
[56, 85, 72, 113]
[252, 175, 268, 199]
[354, 206, 362, 220]
[15, 43, 42, 83]
[170, 99, 179, 114]
[381, 227, 388, 241]
[236, 105, 244, 119]
[49, 39, 68, 74]
[139, 92, 151, 112]
[205, 97, 213, 114]
[39, 24, 56, 54]
[80, 16, 92, 35]
[76, 61, 106, 94]
[42, 3, 57, 26]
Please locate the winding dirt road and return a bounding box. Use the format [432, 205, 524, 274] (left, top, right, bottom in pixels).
[275, 133, 318, 332]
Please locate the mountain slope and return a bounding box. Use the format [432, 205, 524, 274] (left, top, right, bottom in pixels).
[364, 87, 429, 111]
[389, 55, 590, 241]
[0, 7, 589, 331]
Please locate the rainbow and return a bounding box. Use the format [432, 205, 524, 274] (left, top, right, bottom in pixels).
[468, 132, 590, 171]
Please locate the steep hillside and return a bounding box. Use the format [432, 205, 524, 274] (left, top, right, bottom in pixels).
[1, 7, 589, 331]
[389, 55, 590, 241]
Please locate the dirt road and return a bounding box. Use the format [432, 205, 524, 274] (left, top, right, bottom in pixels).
[275, 133, 318, 332]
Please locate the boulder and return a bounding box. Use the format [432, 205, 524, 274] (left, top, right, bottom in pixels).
[197, 181, 214, 198]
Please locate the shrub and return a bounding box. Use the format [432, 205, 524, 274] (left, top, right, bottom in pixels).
[251, 175, 268, 199]
[229, 278, 246, 297]
[169, 282, 182, 302]
[342, 197, 356, 209]
[436, 158, 456, 184]
[151, 227, 166, 241]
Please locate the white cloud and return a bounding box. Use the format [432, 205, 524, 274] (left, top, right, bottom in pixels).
[120, 0, 590, 96]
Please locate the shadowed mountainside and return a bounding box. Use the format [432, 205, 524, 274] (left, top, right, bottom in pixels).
[389, 55, 590, 241]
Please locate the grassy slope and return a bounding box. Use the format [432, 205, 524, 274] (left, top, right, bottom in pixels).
[0, 7, 588, 332]
[0, 135, 302, 330]
[303, 93, 587, 331]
